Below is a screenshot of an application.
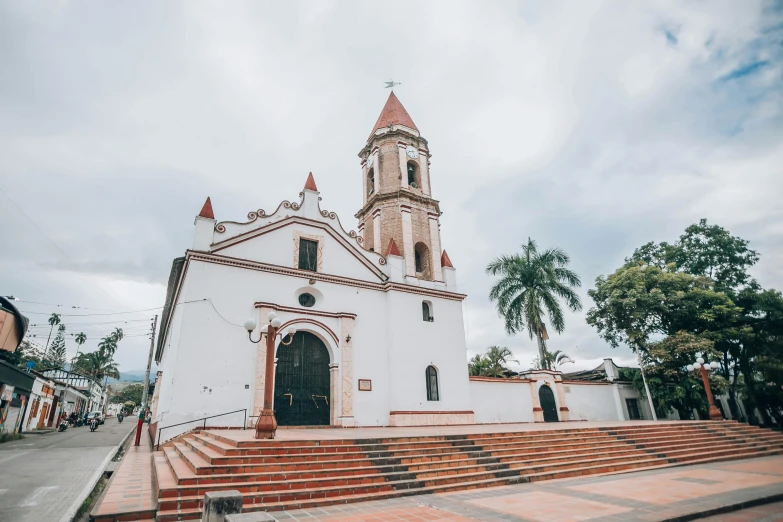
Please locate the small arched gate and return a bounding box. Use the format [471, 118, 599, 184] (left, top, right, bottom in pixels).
[274, 331, 330, 426]
[539, 385, 559, 423]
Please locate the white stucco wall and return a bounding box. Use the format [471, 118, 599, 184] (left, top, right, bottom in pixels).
[470, 380, 534, 423]
[563, 383, 619, 421]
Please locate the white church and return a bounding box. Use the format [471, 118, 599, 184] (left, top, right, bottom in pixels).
[151, 94, 707, 441]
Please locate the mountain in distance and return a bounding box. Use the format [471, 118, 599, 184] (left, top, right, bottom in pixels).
[107, 368, 157, 383]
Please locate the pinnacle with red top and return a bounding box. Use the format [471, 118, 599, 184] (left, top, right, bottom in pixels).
[198, 197, 214, 219]
[304, 172, 318, 191]
[441, 250, 454, 268]
[385, 238, 401, 257]
[368, 92, 418, 139]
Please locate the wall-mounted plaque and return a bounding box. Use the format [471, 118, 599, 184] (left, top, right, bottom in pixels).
[358, 379, 372, 391]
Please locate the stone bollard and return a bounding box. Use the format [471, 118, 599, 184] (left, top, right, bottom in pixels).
[225, 512, 277, 521]
[203, 490, 243, 522]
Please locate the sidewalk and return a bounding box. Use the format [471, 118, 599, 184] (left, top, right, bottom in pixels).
[264, 455, 783, 521]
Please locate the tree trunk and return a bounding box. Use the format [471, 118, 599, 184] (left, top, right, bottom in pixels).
[536, 332, 548, 370]
[722, 350, 739, 419]
[740, 357, 771, 426]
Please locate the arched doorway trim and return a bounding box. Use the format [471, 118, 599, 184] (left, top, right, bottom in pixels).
[278, 318, 339, 361]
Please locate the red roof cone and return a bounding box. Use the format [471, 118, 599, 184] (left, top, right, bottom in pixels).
[304, 172, 318, 192]
[385, 238, 401, 257]
[441, 250, 454, 268]
[198, 197, 214, 219]
[369, 92, 418, 139]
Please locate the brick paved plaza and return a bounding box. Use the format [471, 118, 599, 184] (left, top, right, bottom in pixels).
[260, 456, 783, 522]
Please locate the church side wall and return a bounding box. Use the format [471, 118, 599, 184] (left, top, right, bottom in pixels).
[386, 291, 472, 423]
[469, 380, 533, 424]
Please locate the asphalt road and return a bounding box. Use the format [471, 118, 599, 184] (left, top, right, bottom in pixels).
[0, 419, 135, 522]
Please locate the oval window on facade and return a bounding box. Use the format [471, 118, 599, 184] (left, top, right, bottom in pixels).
[298, 293, 316, 307]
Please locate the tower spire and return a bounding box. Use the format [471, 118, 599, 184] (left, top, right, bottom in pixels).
[368, 92, 418, 140]
[198, 197, 214, 219]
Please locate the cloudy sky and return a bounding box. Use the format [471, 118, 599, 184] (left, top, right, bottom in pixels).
[1, 1, 781, 375]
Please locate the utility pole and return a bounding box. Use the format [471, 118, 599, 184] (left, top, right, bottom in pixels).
[142, 315, 157, 409]
[135, 314, 157, 447]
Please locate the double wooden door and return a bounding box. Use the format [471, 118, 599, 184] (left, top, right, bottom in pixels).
[273, 332, 330, 426]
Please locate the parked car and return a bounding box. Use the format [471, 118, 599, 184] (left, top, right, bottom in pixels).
[86, 411, 105, 425]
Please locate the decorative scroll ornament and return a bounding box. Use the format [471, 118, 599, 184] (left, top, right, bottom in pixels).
[215, 209, 267, 233]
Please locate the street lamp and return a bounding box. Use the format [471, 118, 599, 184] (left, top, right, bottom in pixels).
[629, 335, 658, 421]
[686, 357, 723, 421]
[245, 311, 297, 439]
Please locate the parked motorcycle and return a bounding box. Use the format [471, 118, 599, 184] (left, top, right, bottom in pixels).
[75, 417, 84, 427]
[89, 418, 98, 432]
[58, 419, 68, 432]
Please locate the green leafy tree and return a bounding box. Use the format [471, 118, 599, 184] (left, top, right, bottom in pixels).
[45, 313, 61, 351]
[586, 264, 739, 349]
[109, 384, 144, 406]
[46, 324, 67, 369]
[625, 219, 774, 421]
[487, 238, 582, 369]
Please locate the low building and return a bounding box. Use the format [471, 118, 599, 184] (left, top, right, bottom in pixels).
[21, 374, 57, 431]
[0, 359, 35, 434]
[41, 369, 106, 413]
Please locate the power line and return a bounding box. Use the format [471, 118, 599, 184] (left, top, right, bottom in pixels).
[19, 307, 162, 317]
[28, 318, 153, 328]
[0, 184, 118, 303]
[16, 299, 149, 313]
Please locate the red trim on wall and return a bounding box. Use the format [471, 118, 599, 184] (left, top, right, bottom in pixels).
[469, 376, 531, 383]
[255, 302, 356, 319]
[389, 411, 474, 415]
[533, 407, 543, 412]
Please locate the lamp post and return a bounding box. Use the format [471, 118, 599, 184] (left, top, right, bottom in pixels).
[629, 335, 658, 421]
[686, 357, 723, 421]
[244, 312, 297, 439]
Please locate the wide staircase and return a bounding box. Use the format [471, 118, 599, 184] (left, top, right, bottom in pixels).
[141, 421, 783, 521]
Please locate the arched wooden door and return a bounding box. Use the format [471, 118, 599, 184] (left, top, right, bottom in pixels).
[274, 332, 330, 426]
[539, 385, 559, 422]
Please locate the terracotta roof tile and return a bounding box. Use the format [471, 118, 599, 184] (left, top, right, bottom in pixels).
[304, 172, 318, 191]
[368, 92, 418, 140]
[385, 238, 401, 257]
[441, 250, 454, 268]
[198, 197, 214, 219]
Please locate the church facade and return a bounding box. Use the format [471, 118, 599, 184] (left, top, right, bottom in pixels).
[153, 94, 475, 439]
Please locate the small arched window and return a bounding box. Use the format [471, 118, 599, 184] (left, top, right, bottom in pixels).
[422, 301, 433, 322]
[415, 249, 422, 273]
[425, 365, 439, 401]
[367, 168, 375, 195]
[407, 161, 418, 188]
[414, 242, 431, 279]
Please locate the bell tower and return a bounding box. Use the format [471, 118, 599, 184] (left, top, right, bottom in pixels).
[356, 92, 444, 282]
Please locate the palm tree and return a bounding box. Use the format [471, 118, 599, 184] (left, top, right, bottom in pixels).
[73, 351, 120, 381]
[71, 332, 87, 369]
[534, 348, 574, 370]
[468, 346, 519, 377]
[487, 238, 582, 370]
[45, 313, 61, 351]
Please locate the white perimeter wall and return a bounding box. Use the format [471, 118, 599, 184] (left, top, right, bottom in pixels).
[470, 380, 533, 424]
[564, 383, 619, 421]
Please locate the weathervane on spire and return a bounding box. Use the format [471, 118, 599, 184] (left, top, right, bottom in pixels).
[384, 79, 402, 90]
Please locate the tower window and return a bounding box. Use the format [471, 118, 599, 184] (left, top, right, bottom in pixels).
[298, 238, 318, 272]
[407, 161, 418, 188]
[367, 168, 375, 195]
[414, 242, 431, 279]
[422, 301, 433, 322]
[426, 365, 439, 401]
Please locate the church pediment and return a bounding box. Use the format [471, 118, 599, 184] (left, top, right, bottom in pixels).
[208, 183, 388, 282]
